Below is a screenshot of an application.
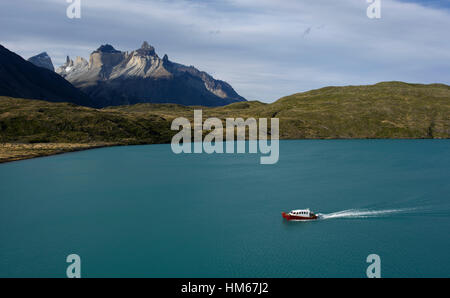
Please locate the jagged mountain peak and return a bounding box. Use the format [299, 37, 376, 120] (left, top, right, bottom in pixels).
[34, 52, 50, 58]
[28, 52, 54, 71]
[141, 41, 151, 49]
[135, 41, 156, 56]
[94, 44, 120, 54]
[55, 42, 246, 107]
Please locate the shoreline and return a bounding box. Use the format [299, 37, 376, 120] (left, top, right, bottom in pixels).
[0, 142, 118, 164]
[1, 138, 447, 164]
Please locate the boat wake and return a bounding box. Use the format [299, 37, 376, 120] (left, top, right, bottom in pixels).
[317, 208, 416, 220]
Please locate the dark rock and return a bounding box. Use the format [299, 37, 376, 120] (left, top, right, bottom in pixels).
[0, 44, 94, 107]
[27, 52, 54, 71]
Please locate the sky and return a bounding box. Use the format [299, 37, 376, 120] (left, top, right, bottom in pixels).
[1, 0, 449, 102]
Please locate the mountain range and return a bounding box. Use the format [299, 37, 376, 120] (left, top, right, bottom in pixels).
[0, 45, 94, 107]
[0, 43, 245, 108]
[55, 42, 245, 107]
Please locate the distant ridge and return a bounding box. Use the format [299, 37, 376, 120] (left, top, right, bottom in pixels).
[0, 45, 94, 107]
[27, 52, 54, 71]
[56, 42, 246, 107]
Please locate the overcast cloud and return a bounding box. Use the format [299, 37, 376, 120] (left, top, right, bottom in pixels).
[1, 0, 449, 102]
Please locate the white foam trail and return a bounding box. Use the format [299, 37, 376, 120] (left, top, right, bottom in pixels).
[317, 208, 415, 220]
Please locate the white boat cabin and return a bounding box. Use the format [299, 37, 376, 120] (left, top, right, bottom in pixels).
[289, 209, 312, 217]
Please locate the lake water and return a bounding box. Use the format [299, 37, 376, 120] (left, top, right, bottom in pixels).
[0, 140, 449, 277]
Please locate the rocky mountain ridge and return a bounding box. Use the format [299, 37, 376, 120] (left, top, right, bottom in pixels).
[56, 42, 246, 107]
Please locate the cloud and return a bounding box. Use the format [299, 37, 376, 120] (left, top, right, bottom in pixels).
[1, 0, 449, 102]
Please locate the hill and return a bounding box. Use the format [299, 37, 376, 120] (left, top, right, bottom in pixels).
[1, 81, 449, 162]
[108, 81, 449, 139]
[0, 45, 94, 107]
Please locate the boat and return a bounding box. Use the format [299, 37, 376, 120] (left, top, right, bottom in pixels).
[282, 208, 318, 221]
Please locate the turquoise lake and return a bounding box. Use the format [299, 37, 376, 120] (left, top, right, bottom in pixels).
[0, 140, 449, 277]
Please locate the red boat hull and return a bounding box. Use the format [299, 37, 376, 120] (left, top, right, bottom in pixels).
[282, 212, 318, 221]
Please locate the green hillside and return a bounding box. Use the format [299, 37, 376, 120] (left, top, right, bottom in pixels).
[0, 97, 173, 144]
[269, 82, 450, 138]
[1, 82, 449, 162]
[110, 81, 449, 139]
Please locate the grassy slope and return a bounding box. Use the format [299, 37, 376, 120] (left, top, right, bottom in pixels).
[270, 82, 450, 138]
[0, 82, 449, 151]
[107, 81, 450, 139]
[0, 97, 173, 144]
